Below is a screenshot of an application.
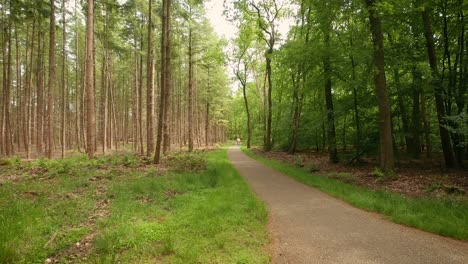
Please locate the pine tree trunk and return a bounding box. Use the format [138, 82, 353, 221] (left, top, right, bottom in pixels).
[85, 0, 96, 159]
[162, 0, 172, 154]
[188, 26, 194, 152]
[61, 0, 66, 158]
[47, 0, 56, 159]
[146, 0, 155, 157]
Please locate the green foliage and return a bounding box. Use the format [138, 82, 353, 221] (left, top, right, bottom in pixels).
[308, 163, 319, 173]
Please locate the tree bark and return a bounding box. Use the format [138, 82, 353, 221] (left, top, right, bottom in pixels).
[47, 0, 56, 159]
[147, 0, 155, 157]
[162, 0, 172, 154]
[365, 0, 394, 173]
[323, 26, 339, 163]
[61, 0, 66, 158]
[85, 0, 96, 159]
[421, 7, 455, 167]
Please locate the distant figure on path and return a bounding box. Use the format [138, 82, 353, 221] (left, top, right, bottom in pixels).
[236, 138, 241, 145]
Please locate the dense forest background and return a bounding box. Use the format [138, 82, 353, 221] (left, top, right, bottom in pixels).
[0, 0, 230, 162]
[226, 0, 468, 173]
[1, 0, 467, 173]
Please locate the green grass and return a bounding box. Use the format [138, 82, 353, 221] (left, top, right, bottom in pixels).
[242, 147, 468, 241]
[0, 149, 269, 263]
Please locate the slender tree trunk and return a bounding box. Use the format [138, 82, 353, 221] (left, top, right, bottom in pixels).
[264, 46, 273, 151]
[85, 0, 96, 158]
[323, 26, 339, 163]
[365, 0, 394, 173]
[162, 0, 172, 154]
[241, 67, 251, 149]
[205, 67, 211, 147]
[188, 26, 194, 152]
[25, 21, 35, 159]
[138, 39, 144, 154]
[155, 0, 166, 163]
[36, 17, 45, 155]
[421, 7, 455, 167]
[74, 0, 81, 152]
[61, 0, 66, 158]
[421, 90, 432, 158]
[147, 0, 155, 157]
[410, 68, 422, 158]
[47, 0, 56, 159]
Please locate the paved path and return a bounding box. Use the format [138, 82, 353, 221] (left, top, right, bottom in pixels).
[227, 147, 468, 264]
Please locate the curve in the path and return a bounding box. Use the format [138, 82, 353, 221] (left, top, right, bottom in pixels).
[227, 146, 468, 264]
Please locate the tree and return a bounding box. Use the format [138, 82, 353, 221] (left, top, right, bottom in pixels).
[147, 0, 155, 157]
[421, 5, 455, 167]
[47, 0, 56, 159]
[365, 0, 394, 173]
[85, 0, 96, 158]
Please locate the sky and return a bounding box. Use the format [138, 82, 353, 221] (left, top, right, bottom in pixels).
[204, 0, 239, 40]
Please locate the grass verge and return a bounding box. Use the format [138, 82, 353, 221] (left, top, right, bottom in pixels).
[242, 147, 468, 241]
[0, 149, 269, 263]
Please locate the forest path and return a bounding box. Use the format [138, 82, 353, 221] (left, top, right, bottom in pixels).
[227, 146, 468, 264]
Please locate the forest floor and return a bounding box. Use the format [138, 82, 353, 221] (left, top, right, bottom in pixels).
[250, 149, 467, 198]
[0, 149, 269, 263]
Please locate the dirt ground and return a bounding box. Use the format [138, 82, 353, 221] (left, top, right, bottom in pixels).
[253, 149, 468, 198]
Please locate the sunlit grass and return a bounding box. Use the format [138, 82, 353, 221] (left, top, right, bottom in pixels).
[0, 150, 269, 263]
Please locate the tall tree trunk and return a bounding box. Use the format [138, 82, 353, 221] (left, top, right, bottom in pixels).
[264, 46, 273, 151]
[146, 0, 155, 157]
[36, 17, 45, 155]
[162, 0, 172, 154]
[188, 26, 194, 152]
[47, 0, 56, 159]
[410, 67, 422, 158]
[241, 67, 251, 149]
[421, 7, 456, 167]
[365, 0, 394, 173]
[61, 0, 66, 158]
[155, 0, 166, 163]
[85, 0, 96, 158]
[323, 26, 338, 163]
[25, 21, 35, 159]
[421, 90, 432, 158]
[138, 43, 144, 154]
[205, 67, 210, 147]
[74, 0, 81, 152]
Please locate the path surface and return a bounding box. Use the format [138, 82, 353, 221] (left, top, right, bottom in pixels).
[227, 147, 468, 264]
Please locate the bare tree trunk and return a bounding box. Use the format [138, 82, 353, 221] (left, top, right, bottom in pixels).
[154, 0, 166, 163]
[265, 46, 273, 151]
[205, 67, 211, 147]
[61, 0, 66, 158]
[25, 21, 35, 159]
[36, 17, 45, 155]
[188, 26, 194, 152]
[74, 0, 81, 152]
[147, 0, 155, 157]
[323, 26, 339, 163]
[421, 7, 455, 167]
[365, 0, 394, 173]
[138, 43, 144, 155]
[162, 0, 172, 154]
[85, 0, 96, 159]
[47, 0, 56, 159]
